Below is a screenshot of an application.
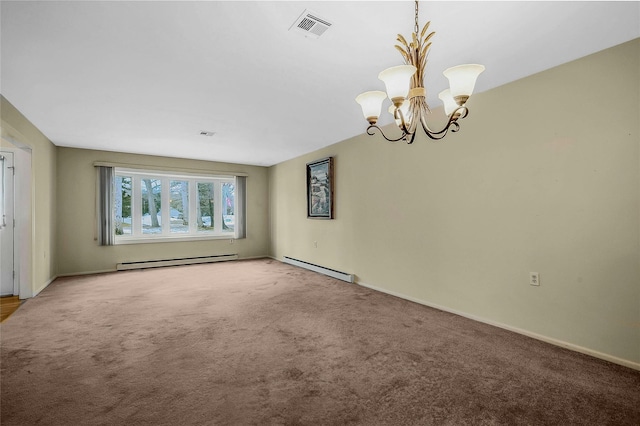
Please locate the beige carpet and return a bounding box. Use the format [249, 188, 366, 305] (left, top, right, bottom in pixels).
[1, 259, 639, 425]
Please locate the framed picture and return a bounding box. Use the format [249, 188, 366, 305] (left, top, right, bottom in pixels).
[307, 157, 334, 219]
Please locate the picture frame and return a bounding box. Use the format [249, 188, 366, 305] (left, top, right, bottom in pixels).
[306, 157, 334, 219]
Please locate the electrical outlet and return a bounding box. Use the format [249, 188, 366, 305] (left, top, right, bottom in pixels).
[313, 241, 318, 248]
[529, 272, 540, 286]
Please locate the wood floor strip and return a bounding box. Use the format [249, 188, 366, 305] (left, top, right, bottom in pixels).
[1, 296, 22, 322]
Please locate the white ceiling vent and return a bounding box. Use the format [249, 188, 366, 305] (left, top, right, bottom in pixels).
[289, 9, 332, 39]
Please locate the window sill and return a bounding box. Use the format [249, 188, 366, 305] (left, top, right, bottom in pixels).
[114, 234, 236, 245]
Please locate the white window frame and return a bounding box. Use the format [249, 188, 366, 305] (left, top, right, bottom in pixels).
[114, 168, 237, 245]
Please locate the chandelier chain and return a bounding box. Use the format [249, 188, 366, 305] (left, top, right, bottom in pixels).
[414, 0, 419, 35]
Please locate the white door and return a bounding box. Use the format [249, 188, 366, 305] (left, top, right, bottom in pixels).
[0, 152, 15, 296]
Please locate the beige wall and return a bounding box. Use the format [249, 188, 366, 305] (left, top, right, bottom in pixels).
[269, 39, 640, 366]
[2, 38, 638, 367]
[56, 147, 270, 275]
[1, 96, 58, 296]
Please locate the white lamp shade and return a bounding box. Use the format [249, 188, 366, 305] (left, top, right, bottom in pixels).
[388, 102, 410, 126]
[443, 64, 485, 98]
[355, 91, 387, 121]
[378, 65, 416, 101]
[438, 89, 457, 116]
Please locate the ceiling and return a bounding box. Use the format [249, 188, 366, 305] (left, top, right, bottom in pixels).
[2, 1, 638, 167]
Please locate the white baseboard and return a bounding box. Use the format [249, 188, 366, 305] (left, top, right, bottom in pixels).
[238, 255, 272, 261]
[357, 280, 640, 372]
[56, 256, 271, 278]
[33, 275, 57, 297]
[57, 269, 117, 278]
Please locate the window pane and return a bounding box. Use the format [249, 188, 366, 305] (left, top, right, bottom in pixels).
[170, 180, 189, 234]
[115, 176, 132, 235]
[197, 182, 214, 232]
[141, 178, 162, 234]
[222, 182, 234, 232]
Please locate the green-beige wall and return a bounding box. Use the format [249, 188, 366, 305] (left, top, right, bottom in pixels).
[56, 147, 270, 275]
[2, 39, 638, 368]
[268, 39, 640, 367]
[1, 96, 57, 296]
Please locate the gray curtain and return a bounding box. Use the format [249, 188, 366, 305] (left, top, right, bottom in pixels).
[236, 176, 246, 239]
[97, 166, 114, 246]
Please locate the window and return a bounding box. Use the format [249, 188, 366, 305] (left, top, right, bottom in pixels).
[170, 180, 189, 234]
[141, 177, 162, 235]
[112, 168, 241, 243]
[115, 175, 132, 235]
[197, 182, 215, 232]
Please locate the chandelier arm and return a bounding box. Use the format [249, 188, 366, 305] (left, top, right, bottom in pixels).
[404, 108, 421, 144]
[419, 117, 449, 140]
[394, 108, 413, 135]
[366, 125, 410, 143]
[406, 130, 419, 144]
[419, 107, 467, 140]
[455, 106, 469, 121]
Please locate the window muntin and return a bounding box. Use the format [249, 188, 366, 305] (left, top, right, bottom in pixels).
[114, 169, 236, 242]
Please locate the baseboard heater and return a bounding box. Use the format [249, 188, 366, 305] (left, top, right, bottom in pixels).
[282, 256, 354, 283]
[116, 254, 238, 271]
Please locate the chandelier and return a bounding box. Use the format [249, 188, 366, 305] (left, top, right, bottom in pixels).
[355, 1, 485, 143]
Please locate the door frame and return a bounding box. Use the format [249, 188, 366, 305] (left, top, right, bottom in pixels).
[1, 138, 33, 299]
[1, 151, 16, 295]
